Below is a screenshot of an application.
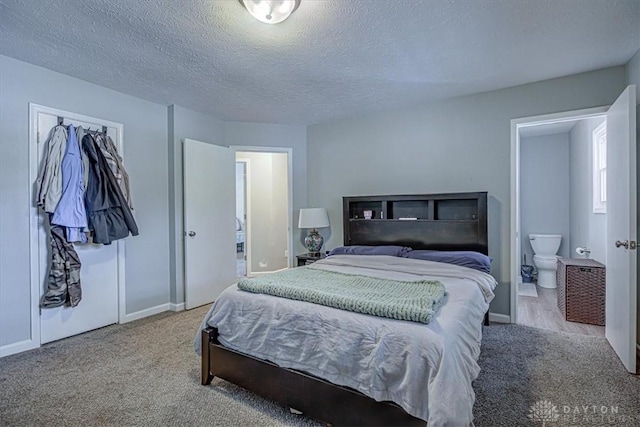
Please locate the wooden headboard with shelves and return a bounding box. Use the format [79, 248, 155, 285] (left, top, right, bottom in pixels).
[342, 192, 488, 255]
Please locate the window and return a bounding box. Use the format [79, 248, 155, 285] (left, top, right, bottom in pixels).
[592, 121, 607, 213]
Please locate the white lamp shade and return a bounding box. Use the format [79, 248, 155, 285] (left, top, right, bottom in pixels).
[298, 208, 329, 229]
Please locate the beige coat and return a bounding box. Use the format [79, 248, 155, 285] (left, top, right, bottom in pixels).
[36, 125, 68, 213]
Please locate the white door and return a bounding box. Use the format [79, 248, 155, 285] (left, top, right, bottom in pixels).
[35, 110, 121, 344]
[605, 85, 637, 373]
[183, 139, 237, 309]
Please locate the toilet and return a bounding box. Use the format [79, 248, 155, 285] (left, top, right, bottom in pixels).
[529, 234, 562, 289]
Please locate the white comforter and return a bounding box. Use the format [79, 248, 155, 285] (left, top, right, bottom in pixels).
[196, 255, 496, 426]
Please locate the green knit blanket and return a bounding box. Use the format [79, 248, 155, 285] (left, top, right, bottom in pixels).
[237, 267, 446, 324]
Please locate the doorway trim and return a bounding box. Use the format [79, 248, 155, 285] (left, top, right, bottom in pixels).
[510, 106, 608, 324]
[235, 158, 251, 276]
[22, 103, 126, 357]
[231, 146, 294, 271]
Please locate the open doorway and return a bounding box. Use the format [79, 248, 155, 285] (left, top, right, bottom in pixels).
[182, 142, 295, 308]
[511, 87, 637, 375]
[234, 148, 292, 277]
[236, 161, 247, 277]
[514, 113, 607, 337]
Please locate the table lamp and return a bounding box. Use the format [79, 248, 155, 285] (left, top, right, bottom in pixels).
[298, 208, 330, 256]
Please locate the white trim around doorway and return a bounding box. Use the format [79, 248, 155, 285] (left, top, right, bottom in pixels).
[235, 158, 251, 276]
[510, 106, 608, 324]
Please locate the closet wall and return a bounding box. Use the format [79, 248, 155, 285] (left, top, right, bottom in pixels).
[0, 55, 170, 349]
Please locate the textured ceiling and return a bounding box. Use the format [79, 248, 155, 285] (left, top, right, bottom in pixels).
[1, 0, 639, 125]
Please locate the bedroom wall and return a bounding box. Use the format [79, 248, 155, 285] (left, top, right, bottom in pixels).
[569, 117, 607, 264]
[624, 48, 639, 346]
[520, 133, 571, 266]
[0, 54, 170, 350]
[307, 66, 627, 318]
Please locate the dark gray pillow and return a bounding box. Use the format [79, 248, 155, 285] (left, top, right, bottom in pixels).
[405, 250, 492, 273]
[328, 245, 412, 257]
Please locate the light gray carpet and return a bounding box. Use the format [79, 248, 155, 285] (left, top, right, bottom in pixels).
[1, 308, 638, 426]
[474, 324, 639, 426]
[0, 307, 319, 427]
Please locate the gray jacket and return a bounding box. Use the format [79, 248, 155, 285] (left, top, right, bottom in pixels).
[36, 125, 68, 213]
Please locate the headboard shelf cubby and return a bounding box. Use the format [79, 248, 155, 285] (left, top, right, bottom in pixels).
[343, 192, 488, 254]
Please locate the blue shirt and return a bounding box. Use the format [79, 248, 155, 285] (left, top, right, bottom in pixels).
[51, 124, 87, 243]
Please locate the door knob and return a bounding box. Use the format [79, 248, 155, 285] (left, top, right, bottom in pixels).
[615, 240, 629, 249]
[188, 231, 196, 237]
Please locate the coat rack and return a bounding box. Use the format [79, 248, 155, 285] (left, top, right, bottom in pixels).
[57, 115, 107, 133]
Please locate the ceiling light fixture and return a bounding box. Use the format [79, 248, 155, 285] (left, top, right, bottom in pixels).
[239, 0, 300, 24]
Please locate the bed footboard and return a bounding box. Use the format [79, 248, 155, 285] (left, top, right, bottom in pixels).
[201, 327, 425, 426]
[201, 328, 216, 385]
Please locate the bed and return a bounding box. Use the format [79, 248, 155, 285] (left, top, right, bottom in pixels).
[199, 192, 494, 426]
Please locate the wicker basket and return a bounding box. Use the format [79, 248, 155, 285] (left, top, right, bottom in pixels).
[557, 258, 605, 326]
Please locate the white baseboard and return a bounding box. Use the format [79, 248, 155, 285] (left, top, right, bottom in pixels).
[489, 312, 511, 324]
[3, 302, 182, 357]
[0, 338, 38, 358]
[169, 302, 185, 312]
[122, 303, 170, 323]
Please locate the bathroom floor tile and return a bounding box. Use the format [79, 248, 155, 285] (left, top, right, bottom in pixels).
[517, 283, 605, 337]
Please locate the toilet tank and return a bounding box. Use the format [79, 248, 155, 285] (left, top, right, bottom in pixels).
[529, 234, 562, 255]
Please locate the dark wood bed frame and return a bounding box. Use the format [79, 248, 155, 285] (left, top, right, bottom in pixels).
[202, 192, 489, 426]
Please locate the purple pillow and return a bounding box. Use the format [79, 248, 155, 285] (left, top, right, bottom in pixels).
[328, 245, 412, 257]
[405, 250, 492, 273]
